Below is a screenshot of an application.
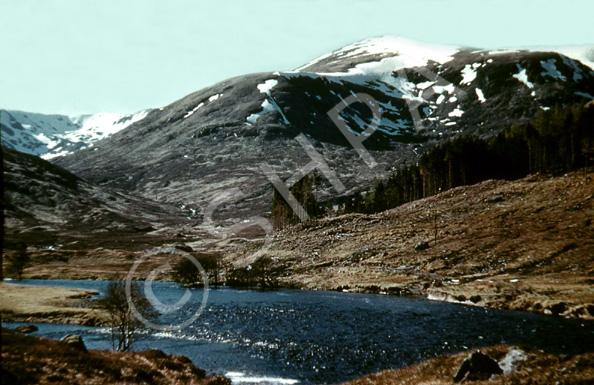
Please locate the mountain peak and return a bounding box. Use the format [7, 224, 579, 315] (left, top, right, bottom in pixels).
[295, 36, 594, 74]
[294, 35, 459, 74]
[0, 109, 150, 159]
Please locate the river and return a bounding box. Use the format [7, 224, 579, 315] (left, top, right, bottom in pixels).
[4, 279, 594, 384]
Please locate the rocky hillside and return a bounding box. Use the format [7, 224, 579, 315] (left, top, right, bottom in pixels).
[0, 109, 150, 159]
[2, 146, 192, 250]
[52, 37, 594, 223]
[219, 168, 594, 319]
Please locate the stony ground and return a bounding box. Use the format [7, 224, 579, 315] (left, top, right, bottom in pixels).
[343, 345, 594, 385]
[223, 169, 594, 319]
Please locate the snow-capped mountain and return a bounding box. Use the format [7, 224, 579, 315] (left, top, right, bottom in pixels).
[295, 36, 594, 73]
[43, 37, 594, 222]
[0, 109, 150, 159]
[284, 36, 594, 137]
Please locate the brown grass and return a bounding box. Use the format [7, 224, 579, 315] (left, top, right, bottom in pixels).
[0, 282, 108, 325]
[343, 345, 594, 385]
[1, 328, 230, 385]
[224, 169, 594, 319]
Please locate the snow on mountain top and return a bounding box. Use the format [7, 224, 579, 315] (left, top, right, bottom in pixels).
[295, 36, 459, 74]
[67, 110, 150, 141]
[544, 46, 594, 70]
[296, 36, 594, 75]
[487, 46, 594, 71]
[1, 109, 150, 159]
[257, 79, 279, 94]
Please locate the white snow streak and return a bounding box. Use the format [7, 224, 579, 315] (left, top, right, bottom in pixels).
[448, 108, 464, 118]
[460, 63, 480, 85]
[475, 88, 486, 102]
[513, 64, 534, 89]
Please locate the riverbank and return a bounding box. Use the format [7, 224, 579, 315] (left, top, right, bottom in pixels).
[0, 282, 107, 326]
[2, 280, 594, 384]
[3, 326, 593, 385]
[3, 170, 593, 320]
[222, 169, 594, 320]
[1, 328, 229, 385]
[343, 345, 594, 385]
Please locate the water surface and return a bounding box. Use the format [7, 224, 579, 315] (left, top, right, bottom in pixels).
[6, 279, 594, 384]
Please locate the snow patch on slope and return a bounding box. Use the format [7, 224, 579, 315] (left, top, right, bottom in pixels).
[1, 109, 150, 159]
[461, 63, 482, 85]
[540, 59, 566, 80]
[67, 111, 150, 143]
[448, 108, 464, 118]
[184, 103, 204, 118]
[499, 349, 528, 376]
[246, 77, 290, 125]
[513, 64, 535, 89]
[475, 88, 486, 103]
[544, 45, 594, 70]
[257, 79, 278, 94]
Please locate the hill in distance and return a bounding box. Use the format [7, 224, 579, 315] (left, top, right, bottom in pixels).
[48, 37, 594, 223]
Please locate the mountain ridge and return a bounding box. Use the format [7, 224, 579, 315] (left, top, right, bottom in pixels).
[51, 38, 594, 223]
[3, 37, 594, 225]
[0, 109, 150, 159]
[2, 146, 193, 250]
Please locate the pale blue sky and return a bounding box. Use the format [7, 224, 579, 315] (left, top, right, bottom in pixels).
[1, 0, 593, 115]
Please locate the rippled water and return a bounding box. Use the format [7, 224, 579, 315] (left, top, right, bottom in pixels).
[5, 279, 594, 384]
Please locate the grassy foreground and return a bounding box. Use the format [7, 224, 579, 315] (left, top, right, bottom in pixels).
[3, 328, 593, 384]
[342, 345, 594, 385]
[1, 328, 229, 385]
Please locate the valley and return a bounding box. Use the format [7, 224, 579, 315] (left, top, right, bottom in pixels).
[2, 35, 594, 385]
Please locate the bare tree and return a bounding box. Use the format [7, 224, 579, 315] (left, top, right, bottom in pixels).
[428, 205, 440, 244]
[97, 281, 158, 351]
[226, 256, 279, 289]
[172, 253, 220, 288]
[251, 256, 278, 289]
[6, 243, 31, 280]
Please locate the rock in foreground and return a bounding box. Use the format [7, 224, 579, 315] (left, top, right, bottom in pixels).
[453, 351, 502, 382]
[12, 324, 38, 334]
[343, 345, 594, 385]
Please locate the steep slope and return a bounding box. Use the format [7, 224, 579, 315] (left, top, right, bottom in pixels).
[53, 38, 594, 223]
[0, 109, 150, 159]
[2, 146, 192, 250]
[220, 168, 594, 319]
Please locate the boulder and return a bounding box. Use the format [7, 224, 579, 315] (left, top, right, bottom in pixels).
[469, 295, 482, 304]
[548, 302, 567, 316]
[13, 325, 38, 334]
[486, 195, 503, 203]
[61, 334, 87, 352]
[414, 241, 430, 252]
[174, 244, 194, 252]
[453, 351, 503, 382]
